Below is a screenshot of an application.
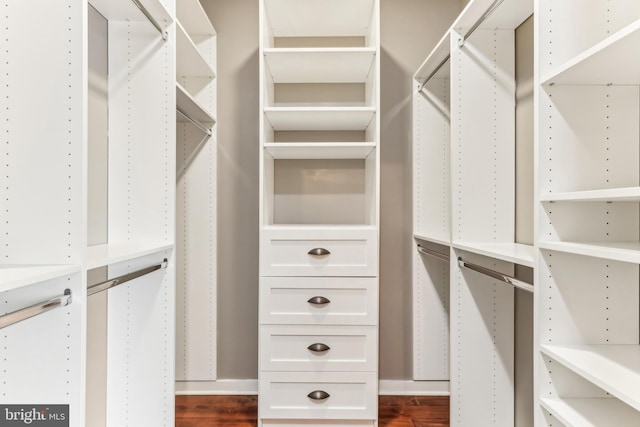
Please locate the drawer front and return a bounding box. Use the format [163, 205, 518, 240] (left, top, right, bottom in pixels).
[260, 228, 377, 277]
[260, 325, 377, 372]
[260, 277, 378, 325]
[259, 372, 377, 420]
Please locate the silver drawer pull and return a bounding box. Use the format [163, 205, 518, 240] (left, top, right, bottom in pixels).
[307, 390, 330, 401]
[307, 343, 330, 353]
[307, 296, 330, 305]
[308, 247, 330, 256]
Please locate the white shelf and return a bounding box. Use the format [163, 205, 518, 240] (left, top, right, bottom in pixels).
[0, 265, 81, 293]
[263, 224, 376, 232]
[541, 187, 640, 203]
[264, 0, 376, 38]
[413, 233, 451, 248]
[541, 397, 640, 427]
[453, 0, 532, 34]
[90, 0, 172, 29]
[264, 107, 376, 131]
[541, 344, 640, 413]
[176, 21, 216, 78]
[264, 142, 375, 159]
[539, 241, 640, 264]
[413, 31, 450, 83]
[264, 48, 375, 83]
[86, 243, 174, 270]
[176, 83, 215, 124]
[542, 19, 640, 85]
[452, 242, 535, 267]
[177, 0, 216, 36]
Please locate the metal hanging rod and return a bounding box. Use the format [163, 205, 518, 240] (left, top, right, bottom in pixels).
[459, 0, 507, 47]
[417, 245, 450, 263]
[131, 0, 169, 41]
[177, 107, 213, 137]
[418, 55, 450, 92]
[88, 259, 168, 297]
[0, 289, 72, 330]
[458, 258, 533, 293]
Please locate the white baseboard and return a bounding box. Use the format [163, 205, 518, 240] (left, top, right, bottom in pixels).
[176, 380, 449, 396]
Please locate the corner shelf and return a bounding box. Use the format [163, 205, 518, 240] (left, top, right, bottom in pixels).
[264, 48, 376, 83]
[177, 20, 216, 78]
[541, 344, 640, 413]
[264, 142, 375, 159]
[86, 243, 174, 270]
[540, 187, 640, 203]
[264, 106, 376, 131]
[452, 242, 535, 267]
[177, 0, 216, 36]
[541, 397, 640, 427]
[539, 241, 640, 264]
[541, 19, 640, 86]
[0, 265, 81, 294]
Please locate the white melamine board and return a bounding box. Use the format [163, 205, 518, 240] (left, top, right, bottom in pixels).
[177, 83, 215, 124]
[90, 0, 172, 28]
[177, 0, 216, 36]
[453, 0, 532, 34]
[413, 246, 450, 380]
[538, 250, 638, 344]
[413, 32, 450, 83]
[265, 48, 375, 83]
[0, 275, 83, 426]
[264, 143, 375, 159]
[413, 234, 451, 247]
[86, 243, 174, 269]
[539, 85, 639, 194]
[451, 254, 514, 426]
[542, 19, 640, 85]
[176, 123, 217, 381]
[541, 187, 640, 202]
[413, 80, 450, 243]
[106, 252, 174, 427]
[264, 0, 376, 38]
[0, 265, 81, 293]
[452, 242, 535, 267]
[541, 345, 640, 412]
[538, 0, 640, 76]
[539, 241, 640, 264]
[265, 107, 376, 131]
[0, 0, 85, 265]
[451, 29, 515, 244]
[108, 21, 175, 245]
[177, 21, 216, 78]
[541, 397, 640, 427]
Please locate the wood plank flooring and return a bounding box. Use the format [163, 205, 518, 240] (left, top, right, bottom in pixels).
[176, 395, 449, 426]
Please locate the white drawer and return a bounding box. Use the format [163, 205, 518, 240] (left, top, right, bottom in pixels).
[259, 371, 377, 420]
[260, 325, 377, 372]
[260, 277, 378, 325]
[260, 227, 378, 277]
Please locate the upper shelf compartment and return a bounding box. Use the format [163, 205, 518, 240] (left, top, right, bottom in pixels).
[177, 0, 216, 37]
[265, 107, 375, 131]
[264, 48, 375, 83]
[263, 0, 377, 47]
[177, 21, 216, 79]
[541, 19, 640, 86]
[90, 0, 172, 30]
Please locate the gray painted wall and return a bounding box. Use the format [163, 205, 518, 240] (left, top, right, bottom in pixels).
[203, 0, 463, 380]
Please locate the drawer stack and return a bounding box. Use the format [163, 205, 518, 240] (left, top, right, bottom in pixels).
[258, 0, 380, 425]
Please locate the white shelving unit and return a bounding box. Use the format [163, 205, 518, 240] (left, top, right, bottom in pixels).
[536, 2, 640, 425]
[1, 0, 176, 425]
[412, 0, 535, 424]
[259, 0, 380, 425]
[174, 0, 218, 386]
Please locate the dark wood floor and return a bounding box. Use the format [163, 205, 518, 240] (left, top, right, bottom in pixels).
[176, 395, 449, 426]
